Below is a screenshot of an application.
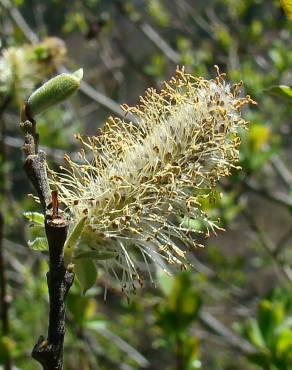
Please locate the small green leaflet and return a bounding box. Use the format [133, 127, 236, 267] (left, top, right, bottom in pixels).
[74, 258, 97, 295]
[23, 212, 45, 225]
[74, 250, 117, 260]
[64, 216, 87, 266]
[28, 237, 48, 251]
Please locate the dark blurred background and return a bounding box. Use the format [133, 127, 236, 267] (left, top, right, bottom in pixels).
[0, 1, 291, 369]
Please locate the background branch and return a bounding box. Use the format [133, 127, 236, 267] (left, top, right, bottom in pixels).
[242, 209, 292, 285]
[0, 0, 135, 121]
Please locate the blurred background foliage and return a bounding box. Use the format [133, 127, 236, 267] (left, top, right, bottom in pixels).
[0, 0, 291, 369]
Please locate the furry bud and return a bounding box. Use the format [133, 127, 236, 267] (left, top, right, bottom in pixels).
[26, 68, 83, 118]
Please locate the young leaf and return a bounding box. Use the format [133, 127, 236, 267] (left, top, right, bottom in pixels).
[23, 212, 45, 225]
[26, 68, 83, 118]
[267, 85, 292, 101]
[64, 216, 87, 266]
[74, 258, 98, 295]
[28, 237, 48, 251]
[244, 318, 266, 349]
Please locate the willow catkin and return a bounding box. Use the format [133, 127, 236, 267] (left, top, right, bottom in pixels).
[50, 68, 256, 293]
[0, 38, 66, 105]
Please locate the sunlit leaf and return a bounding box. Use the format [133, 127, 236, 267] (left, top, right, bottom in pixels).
[280, 0, 292, 19]
[249, 124, 270, 151]
[267, 85, 292, 101]
[274, 328, 292, 358]
[245, 318, 266, 348]
[85, 320, 108, 332]
[157, 269, 174, 296]
[28, 237, 48, 251]
[258, 300, 285, 344]
[23, 212, 45, 225]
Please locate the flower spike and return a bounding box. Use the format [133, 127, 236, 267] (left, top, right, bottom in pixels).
[50, 68, 255, 293]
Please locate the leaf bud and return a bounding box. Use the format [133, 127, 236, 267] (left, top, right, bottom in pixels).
[26, 68, 83, 118]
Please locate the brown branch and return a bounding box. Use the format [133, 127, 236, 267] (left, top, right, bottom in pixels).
[20, 106, 74, 370]
[244, 179, 292, 208]
[270, 155, 292, 189]
[115, 1, 180, 64]
[198, 311, 257, 355]
[138, 22, 180, 64]
[0, 0, 38, 44]
[274, 226, 292, 257]
[242, 209, 292, 285]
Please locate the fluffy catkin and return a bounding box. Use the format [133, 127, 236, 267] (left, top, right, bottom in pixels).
[50, 68, 255, 292]
[0, 37, 66, 105]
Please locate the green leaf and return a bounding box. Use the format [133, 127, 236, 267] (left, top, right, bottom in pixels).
[245, 318, 266, 348]
[258, 300, 285, 345]
[64, 216, 87, 266]
[156, 271, 201, 335]
[74, 250, 117, 260]
[267, 85, 292, 101]
[280, 0, 292, 20]
[85, 319, 107, 332]
[28, 237, 48, 251]
[23, 212, 45, 225]
[183, 336, 201, 370]
[74, 258, 97, 295]
[67, 292, 98, 325]
[157, 269, 174, 296]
